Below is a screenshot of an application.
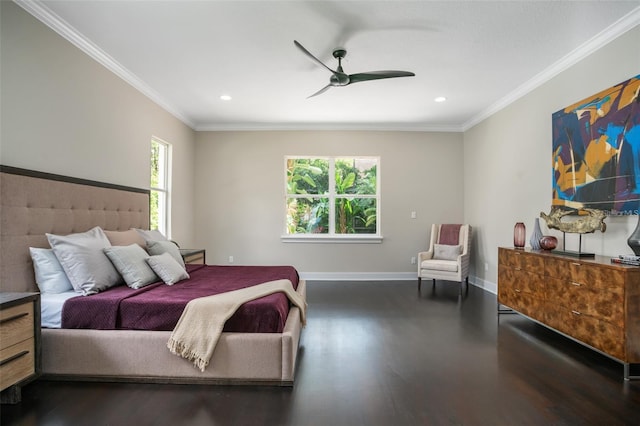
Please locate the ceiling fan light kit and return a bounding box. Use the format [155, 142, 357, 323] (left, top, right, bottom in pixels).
[294, 40, 415, 98]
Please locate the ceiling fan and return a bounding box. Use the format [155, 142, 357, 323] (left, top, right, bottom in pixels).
[294, 40, 415, 98]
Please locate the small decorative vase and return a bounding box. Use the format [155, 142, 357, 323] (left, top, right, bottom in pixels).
[530, 218, 543, 250]
[540, 236, 558, 250]
[627, 215, 640, 255]
[514, 222, 526, 248]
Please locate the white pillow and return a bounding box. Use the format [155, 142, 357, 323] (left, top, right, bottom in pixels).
[433, 244, 462, 261]
[29, 247, 74, 294]
[146, 252, 190, 285]
[147, 240, 185, 268]
[46, 226, 123, 296]
[104, 244, 159, 289]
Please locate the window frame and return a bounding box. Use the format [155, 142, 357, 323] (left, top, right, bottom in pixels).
[150, 137, 171, 237]
[282, 155, 382, 244]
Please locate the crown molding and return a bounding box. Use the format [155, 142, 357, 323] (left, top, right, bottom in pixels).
[15, 0, 639, 134]
[14, 0, 196, 130]
[462, 6, 640, 131]
[195, 122, 463, 132]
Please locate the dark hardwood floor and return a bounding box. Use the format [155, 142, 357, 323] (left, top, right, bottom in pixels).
[2, 281, 639, 426]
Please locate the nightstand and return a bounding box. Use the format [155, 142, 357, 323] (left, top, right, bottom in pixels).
[1, 292, 41, 404]
[179, 249, 206, 265]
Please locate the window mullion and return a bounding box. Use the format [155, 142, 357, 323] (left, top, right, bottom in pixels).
[328, 159, 335, 235]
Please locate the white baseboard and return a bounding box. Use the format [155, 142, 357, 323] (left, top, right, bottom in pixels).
[468, 275, 497, 294]
[299, 272, 417, 281]
[298, 271, 498, 295]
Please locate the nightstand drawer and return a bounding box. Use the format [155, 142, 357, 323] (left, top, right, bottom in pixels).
[0, 303, 34, 349]
[180, 249, 205, 265]
[0, 338, 35, 391]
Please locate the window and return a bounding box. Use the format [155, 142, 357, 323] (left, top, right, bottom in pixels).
[284, 156, 380, 242]
[150, 138, 170, 236]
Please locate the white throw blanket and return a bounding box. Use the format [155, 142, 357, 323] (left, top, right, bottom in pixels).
[167, 279, 307, 372]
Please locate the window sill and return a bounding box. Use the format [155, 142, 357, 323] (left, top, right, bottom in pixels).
[281, 234, 383, 244]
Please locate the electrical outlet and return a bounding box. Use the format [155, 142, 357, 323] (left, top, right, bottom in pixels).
[411, 256, 417, 265]
[484, 262, 489, 271]
[410, 211, 417, 219]
[228, 255, 234, 264]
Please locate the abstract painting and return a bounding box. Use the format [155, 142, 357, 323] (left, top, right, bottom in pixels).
[552, 75, 640, 215]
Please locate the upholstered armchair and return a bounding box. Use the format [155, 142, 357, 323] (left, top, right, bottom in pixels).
[417, 224, 472, 293]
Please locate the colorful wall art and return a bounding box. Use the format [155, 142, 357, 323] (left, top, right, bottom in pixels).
[552, 75, 640, 215]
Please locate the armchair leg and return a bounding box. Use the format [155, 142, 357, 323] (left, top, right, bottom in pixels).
[432, 279, 436, 290]
[418, 277, 422, 291]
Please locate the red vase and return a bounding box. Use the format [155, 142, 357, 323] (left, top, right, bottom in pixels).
[540, 235, 558, 250]
[514, 222, 526, 248]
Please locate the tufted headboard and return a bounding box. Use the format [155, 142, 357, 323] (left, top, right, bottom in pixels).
[0, 166, 150, 293]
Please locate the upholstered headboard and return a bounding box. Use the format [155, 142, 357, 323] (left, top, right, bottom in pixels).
[0, 166, 150, 293]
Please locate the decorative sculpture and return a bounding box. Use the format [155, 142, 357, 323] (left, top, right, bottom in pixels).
[539, 207, 607, 258]
[540, 207, 607, 234]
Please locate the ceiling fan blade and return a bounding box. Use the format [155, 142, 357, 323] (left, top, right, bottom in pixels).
[294, 40, 336, 74]
[348, 71, 415, 84]
[307, 84, 332, 99]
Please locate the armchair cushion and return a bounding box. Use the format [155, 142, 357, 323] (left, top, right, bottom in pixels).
[420, 259, 459, 272]
[433, 244, 462, 261]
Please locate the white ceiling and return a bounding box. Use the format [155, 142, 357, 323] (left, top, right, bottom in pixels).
[19, 0, 640, 131]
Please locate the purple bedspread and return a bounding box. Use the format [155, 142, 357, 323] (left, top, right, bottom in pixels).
[61, 265, 299, 333]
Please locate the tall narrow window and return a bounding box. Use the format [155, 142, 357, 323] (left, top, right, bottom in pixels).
[285, 156, 380, 240]
[150, 138, 170, 236]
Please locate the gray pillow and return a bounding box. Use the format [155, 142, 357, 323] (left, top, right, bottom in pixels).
[147, 240, 185, 268]
[433, 244, 462, 261]
[29, 247, 74, 294]
[146, 252, 190, 285]
[134, 228, 169, 244]
[46, 226, 123, 296]
[104, 244, 159, 289]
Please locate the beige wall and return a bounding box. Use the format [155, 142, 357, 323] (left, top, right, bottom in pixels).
[0, 2, 197, 245]
[464, 26, 640, 292]
[194, 131, 463, 277]
[3, 0, 638, 284]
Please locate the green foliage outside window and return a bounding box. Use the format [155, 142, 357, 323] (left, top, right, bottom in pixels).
[286, 157, 378, 235]
[150, 141, 162, 232]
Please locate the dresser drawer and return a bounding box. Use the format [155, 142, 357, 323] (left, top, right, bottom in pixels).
[0, 303, 34, 349]
[500, 249, 544, 272]
[0, 338, 35, 391]
[545, 277, 624, 327]
[545, 303, 625, 360]
[544, 257, 625, 290]
[498, 265, 545, 296]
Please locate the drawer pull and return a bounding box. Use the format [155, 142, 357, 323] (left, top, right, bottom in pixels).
[515, 267, 522, 271]
[571, 262, 581, 267]
[571, 310, 581, 315]
[571, 282, 582, 287]
[0, 312, 29, 324]
[0, 350, 29, 367]
[515, 289, 521, 293]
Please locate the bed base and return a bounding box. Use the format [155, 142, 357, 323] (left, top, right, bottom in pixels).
[41, 282, 305, 386]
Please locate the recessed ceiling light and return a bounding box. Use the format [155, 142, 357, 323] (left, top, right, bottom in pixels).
[220, 95, 232, 101]
[434, 96, 447, 103]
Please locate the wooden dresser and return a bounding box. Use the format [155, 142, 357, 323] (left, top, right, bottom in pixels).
[0, 293, 41, 403]
[498, 247, 640, 380]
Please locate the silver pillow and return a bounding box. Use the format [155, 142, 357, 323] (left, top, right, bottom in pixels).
[147, 240, 185, 268]
[146, 252, 189, 285]
[104, 244, 159, 289]
[46, 226, 123, 296]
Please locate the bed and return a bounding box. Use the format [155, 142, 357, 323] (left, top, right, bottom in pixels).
[0, 165, 306, 385]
